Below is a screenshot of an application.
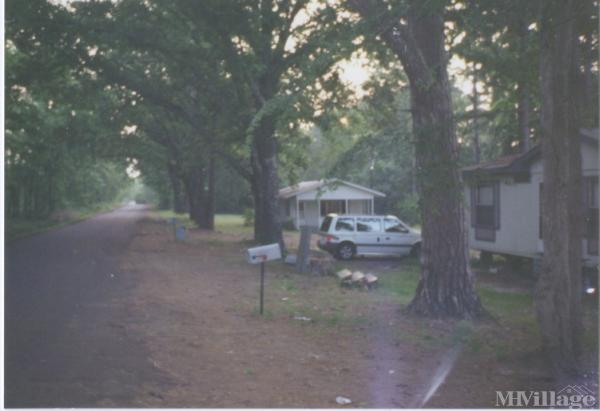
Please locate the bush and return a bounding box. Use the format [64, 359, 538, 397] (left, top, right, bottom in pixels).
[282, 220, 297, 231]
[397, 193, 421, 226]
[243, 208, 254, 227]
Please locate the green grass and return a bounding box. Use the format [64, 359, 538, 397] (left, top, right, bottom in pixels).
[154, 211, 252, 235]
[215, 214, 253, 234]
[375, 258, 421, 305]
[154, 210, 195, 228]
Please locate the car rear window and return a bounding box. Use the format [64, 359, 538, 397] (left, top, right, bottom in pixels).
[335, 217, 355, 232]
[320, 216, 333, 232]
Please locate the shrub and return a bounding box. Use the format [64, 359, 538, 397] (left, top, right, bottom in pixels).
[397, 193, 421, 226]
[243, 207, 254, 227]
[282, 220, 297, 231]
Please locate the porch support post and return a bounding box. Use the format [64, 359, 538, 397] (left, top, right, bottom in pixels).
[295, 196, 300, 229]
[370, 198, 374, 215]
[345, 199, 348, 215]
[317, 198, 321, 226]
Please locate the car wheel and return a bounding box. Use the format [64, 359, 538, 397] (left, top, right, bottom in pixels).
[410, 242, 421, 259]
[336, 242, 355, 260]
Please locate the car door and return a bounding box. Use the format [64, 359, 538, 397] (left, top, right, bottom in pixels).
[355, 217, 383, 254]
[382, 217, 413, 255]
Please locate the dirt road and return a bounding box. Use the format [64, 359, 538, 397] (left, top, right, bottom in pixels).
[4, 205, 169, 407]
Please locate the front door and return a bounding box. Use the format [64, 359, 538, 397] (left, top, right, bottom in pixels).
[355, 217, 383, 254]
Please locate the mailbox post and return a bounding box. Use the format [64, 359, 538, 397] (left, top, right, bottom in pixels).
[246, 243, 282, 315]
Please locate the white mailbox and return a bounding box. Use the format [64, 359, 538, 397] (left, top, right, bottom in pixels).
[247, 243, 281, 264]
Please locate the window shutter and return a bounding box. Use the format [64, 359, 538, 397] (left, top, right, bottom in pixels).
[494, 182, 500, 230]
[470, 186, 476, 227]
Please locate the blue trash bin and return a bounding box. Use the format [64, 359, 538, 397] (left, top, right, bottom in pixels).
[176, 226, 186, 241]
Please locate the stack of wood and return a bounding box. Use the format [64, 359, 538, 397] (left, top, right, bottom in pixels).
[309, 255, 336, 276]
[336, 269, 378, 289]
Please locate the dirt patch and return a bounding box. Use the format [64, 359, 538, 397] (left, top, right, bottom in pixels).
[118, 219, 448, 407]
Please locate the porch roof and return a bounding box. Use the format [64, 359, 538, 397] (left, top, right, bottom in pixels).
[278, 179, 385, 200]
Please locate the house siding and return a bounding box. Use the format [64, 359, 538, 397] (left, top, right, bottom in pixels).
[465, 140, 598, 267]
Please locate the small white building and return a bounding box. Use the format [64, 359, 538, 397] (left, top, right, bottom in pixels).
[278, 179, 385, 229]
[462, 128, 598, 267]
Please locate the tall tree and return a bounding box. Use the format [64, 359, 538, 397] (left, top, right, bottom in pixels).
[348, 0, 483, 318]
[180, 0, 355, 248]
[535, 0, 587, 378]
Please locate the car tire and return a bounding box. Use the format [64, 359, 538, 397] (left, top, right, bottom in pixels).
[410, 242, 421, 259]
[336, 242, 355, 260]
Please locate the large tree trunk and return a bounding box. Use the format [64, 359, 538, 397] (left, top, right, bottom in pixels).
[517, 82, 531, 152]
[251, 119, 285, 251]
[350, 0, 483, 318]
[199, 155, 216, 230]
[405, 6, 482, 318]
[167, 162, 187, 214]
[471, 70, 481, 164]
[535, 0, 583, 378]
[516, 17, 531, 152]
[183, 166, 206, 227]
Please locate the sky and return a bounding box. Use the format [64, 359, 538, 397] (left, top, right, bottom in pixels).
[338, 53, 473, 98]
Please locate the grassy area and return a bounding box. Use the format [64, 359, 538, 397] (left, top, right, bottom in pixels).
[154, 210, 195, 227]
[6, 201, 125, 242]
[154, 211, 253, 235]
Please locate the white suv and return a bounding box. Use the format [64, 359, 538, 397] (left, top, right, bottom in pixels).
[317, 214, 421, 260]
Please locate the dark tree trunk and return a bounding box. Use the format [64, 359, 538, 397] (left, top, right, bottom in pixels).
[199, 155, 216, 230]
[471, 70, 481, 164]
[516, 17, 531, 152]
[183, 166, 206, 227]
[250, 171, 263, 242]
[535, 0, 583, 378]
[167, 162, 186, 214]
[250, 117, 285, 251]
[350, 0, 483, 318]
[517, 82, 531, 152]
[182, 159, 215, 230]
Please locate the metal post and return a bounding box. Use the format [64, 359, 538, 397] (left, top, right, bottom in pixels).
[260, 261, 265, 315]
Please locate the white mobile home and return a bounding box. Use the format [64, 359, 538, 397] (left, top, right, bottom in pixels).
[462, 128, 598, 267]
[278, 179, 385, 229]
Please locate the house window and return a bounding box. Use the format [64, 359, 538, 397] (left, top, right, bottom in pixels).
[475, 185, 495, 227]
[320, 200, 346, 217]
[471, 182, 500, 242]
[299, 201, 305, 219]
[586, 177, 598, 256]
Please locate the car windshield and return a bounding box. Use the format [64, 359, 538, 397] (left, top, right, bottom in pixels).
[320, 216, 333, 232]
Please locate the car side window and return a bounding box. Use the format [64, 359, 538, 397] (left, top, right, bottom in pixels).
[384, 218, 408, 233]
[357, 217, 382, 232]
[335, 217, 355, 232]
